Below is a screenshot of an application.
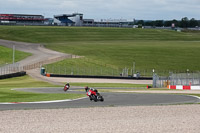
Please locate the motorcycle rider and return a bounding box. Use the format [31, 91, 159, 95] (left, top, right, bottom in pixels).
[85, 87, 98, 93]
[66, 82, 70, 87]
[85, 86, 89, 92]
[64, 82, 70, 91]
[86, 87, 103, 102]
[87, 88, 95, 101]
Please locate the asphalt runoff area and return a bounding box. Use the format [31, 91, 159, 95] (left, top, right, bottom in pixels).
[0, 87, 199, 110]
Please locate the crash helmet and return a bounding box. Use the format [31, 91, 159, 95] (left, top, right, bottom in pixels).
[85, 86, 89, 92]
[85, 86, 89, 89]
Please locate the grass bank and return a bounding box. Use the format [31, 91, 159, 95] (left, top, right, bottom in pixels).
[0, 26, 200, 75]
[0, 45, 31, 65]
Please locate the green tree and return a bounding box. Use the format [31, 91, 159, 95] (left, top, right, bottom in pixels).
[164, 21, 172, 27]
[154, 20, 164, 27]
[189, 18, 199, 27]
[172, 19, 179, 27]
[137, 20, 145, 26]
[145, 21, 154, 26]
[180, 17, 189, 28]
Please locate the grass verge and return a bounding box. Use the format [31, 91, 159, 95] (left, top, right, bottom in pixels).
[0, 45, 31, 65]
[0, 75, 85, 102]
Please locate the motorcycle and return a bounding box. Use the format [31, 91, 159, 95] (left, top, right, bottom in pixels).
[86, 89, 104, 102]
[63, 84, 70, 91]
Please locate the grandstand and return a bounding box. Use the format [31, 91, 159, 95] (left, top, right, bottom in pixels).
[0, 14, 46, 25]
[54, 13, 83, 26]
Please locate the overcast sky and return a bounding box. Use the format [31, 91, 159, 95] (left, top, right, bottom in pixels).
[0, 0, 199, 20]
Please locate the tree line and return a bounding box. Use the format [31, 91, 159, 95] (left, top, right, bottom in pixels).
[135, 17, 200, 28]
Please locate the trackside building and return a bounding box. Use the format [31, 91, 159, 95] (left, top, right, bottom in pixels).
[54, 13, 83, 26]
[0, 14, 46, 25]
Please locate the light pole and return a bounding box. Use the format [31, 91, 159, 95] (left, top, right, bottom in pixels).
[152, 69, 156, 88]
[132, 62, 135, 77]
[13, 45, 15, 64]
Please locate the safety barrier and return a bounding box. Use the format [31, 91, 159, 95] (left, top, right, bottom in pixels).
[45, 73, 153, 80]
[167, 85, 200, 90]
[0, 71, 26, 80]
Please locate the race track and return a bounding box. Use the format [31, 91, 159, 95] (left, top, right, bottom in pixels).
[0, 39, 199, 111]
[0, 87, 199, 110]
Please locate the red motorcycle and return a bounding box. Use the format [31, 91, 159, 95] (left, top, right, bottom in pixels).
[86, 88, 104, 102]
[64, 84, 70, 91]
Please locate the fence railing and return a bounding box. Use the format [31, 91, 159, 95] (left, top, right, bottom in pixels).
[22, 55, 74, 70]
[170, 73, 200, 86]
[43, 65, 158, 77]
[0, 63, 22, 76]
[153, 72, 200, 88]
[44, 66, 200, 78]
[153, 74, 169, 88]
[0, 55, 73, 76]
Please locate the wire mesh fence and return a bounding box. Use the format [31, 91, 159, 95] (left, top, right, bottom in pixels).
[153, 72, 200, 88]
[170, 73, 200, 86]
[44, 66, 121, 76]
[0, 63, 23, 76]
[43, 65, 160, 77]
[0, 55, 73, 76]
[153, 74, 169, 88]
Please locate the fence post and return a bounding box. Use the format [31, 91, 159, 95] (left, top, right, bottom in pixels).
[59, 65, 61, 75]
[153, 73, 157, 88]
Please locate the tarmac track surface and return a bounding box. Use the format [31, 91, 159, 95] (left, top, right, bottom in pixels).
[0, 87, 199, 110]
[0, 39, 68, 66]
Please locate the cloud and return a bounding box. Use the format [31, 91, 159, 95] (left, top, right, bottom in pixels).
[0, 0, 199, 20]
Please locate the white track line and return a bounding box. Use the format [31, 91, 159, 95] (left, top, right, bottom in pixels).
[0, 97, 87, 105]
[188, 95, 200, 101]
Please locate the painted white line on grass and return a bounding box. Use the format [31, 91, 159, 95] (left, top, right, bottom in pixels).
[0, 97, 87, 105]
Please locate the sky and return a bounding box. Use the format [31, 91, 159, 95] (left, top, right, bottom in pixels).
[0, 0, 200, 21]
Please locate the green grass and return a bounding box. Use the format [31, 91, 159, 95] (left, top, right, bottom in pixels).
[0, 75, 85, 102]
[0, 26, 200, 75]
[0, 45, 31, 65]
[0, 26, 200, 42]
[45, 40, 200, 76]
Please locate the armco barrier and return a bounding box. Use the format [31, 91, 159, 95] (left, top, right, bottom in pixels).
[0, 71, 26, 80]
[46, 73, 153, 80]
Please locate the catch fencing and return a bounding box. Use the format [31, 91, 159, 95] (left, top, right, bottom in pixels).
[153, 74, 169, 88]
[170, 73, 200, 86]
[22, 55, 73, 71]
[153, 72, 200, 88]
[43, 65, 158, 78]
[0, 55, 73, 76]
[43, 66, 186, 78]
[0, 63, 22, 76]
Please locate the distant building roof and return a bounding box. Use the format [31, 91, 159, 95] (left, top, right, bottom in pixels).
[54, 13, 83, 18]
